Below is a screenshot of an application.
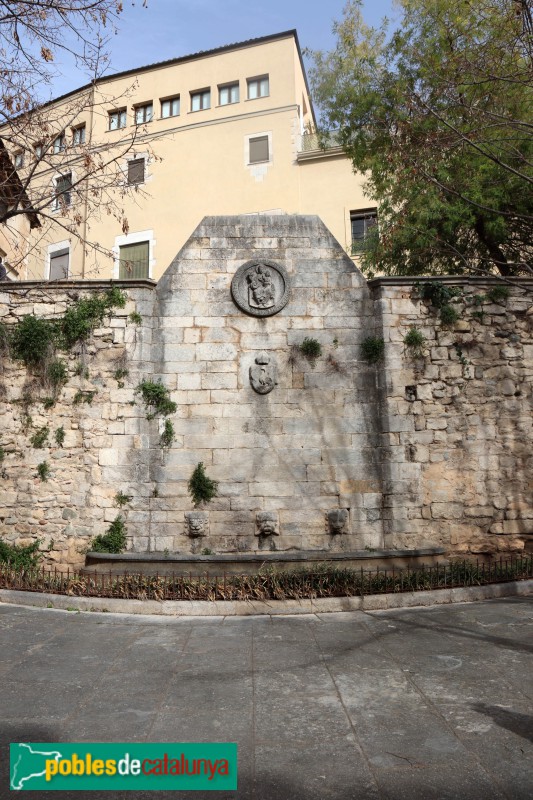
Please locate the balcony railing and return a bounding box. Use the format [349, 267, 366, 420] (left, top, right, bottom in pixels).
[297, 131, 342, 153]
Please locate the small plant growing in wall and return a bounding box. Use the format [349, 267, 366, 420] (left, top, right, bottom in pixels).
[403, 327, 426, 358]
[188, 462, 218, 507]
[114, 368, 129, 382]
[453, 343, 471, 377]
[135, 380, 177, 419]
[54, 427, 65, 447]
[160, 419, 175, 448]
[73, 390, 97, 405]
[21, 412, 33, 433]
[299, 337, 322, 363]
[129, 311, 142, 325]
[74, 362, 90, 379]
[114, 491, 133, 508]
[59, 288, 126, 349]
[417, 281, 462, 309]
[9, 315, 55, 370]
[439, 304, 459, 326]
[416, 281, 462, 327]
[90, 515, 127, 553]
[361, 336, 385, 363]
[37, 461, 50, 481]
[46, 359, 68, 391]
[486, 285, 510, 304]
[10, 289, 127, 366]
[30, 426, 50, 449]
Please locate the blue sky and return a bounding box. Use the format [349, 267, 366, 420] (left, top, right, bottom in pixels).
[51, 0, 396, 97]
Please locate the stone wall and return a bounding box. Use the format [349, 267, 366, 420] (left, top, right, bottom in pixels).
[149, 216, 382, 555]
[0, 215, 531, 567]
[0, 282, 156, 569]
[373, 278, 533, 556]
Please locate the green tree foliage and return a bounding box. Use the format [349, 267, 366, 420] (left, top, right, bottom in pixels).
[309, 0, 532, 278]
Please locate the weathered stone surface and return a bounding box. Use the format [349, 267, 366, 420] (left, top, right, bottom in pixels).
[0, 222, 531, 563]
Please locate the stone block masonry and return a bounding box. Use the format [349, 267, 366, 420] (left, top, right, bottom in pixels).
[0, 217, 531, 567]
[151, 216, 383, 556]
[0, 281, 157, 569]
[373, 276, 533, 556]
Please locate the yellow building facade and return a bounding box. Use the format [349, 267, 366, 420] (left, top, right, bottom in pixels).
[9, 30, 372, 281]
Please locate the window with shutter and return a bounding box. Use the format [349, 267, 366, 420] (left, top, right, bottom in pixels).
[249, 135, 269, 164]
[49, 248, 69, 280]
[128, 158, 145, 185]
[119, 241, 149, 279]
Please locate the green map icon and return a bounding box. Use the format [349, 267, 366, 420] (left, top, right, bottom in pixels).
[11, 743, 63, 790]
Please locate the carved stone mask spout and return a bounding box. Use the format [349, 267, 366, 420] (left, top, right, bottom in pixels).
[326, 509, 349, 535]
[185, 510, 209, 538]
[255, 511, 279, 536]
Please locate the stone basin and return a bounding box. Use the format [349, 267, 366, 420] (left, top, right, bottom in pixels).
[83, 547, 447, 577]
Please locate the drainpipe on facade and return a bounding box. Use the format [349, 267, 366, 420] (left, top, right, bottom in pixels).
[80, 83, 96, 279]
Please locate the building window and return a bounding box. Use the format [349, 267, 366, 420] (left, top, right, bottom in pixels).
[54, 173, 72, 210]
[53, 133, 65, 154]
[109, 108, 127, 130]
[134, 103, 153, 124]
[190, 88, 210, 112]
[49, 247, 69, 280]
[350, 209, 378, 254]
[249, 135, 269, 164]
[127, 157, 145, 185]
[14, 152, 24, 169]
[119, 241, 149, 279]
[247, 75, 269, 100]
[72, 125, 86, 145]
[219, 82, 239, 105]
[34, 142, 45, 159]
[161, 96, 180, 118]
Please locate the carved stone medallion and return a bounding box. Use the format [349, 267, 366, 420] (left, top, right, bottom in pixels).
[185, 510, 209, 538]
[231, 259, 290, 317]
[250, 352, 278, 395]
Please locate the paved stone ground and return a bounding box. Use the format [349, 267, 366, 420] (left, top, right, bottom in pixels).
[0, 597, 531, 799]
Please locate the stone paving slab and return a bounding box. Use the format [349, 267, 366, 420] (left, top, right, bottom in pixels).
[0, 598, 531, 799]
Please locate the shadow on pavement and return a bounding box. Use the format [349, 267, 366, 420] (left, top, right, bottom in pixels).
[369, 601, 533, 656]
[471, 703, 533, 744]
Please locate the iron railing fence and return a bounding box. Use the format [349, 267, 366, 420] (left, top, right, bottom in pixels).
[0, 556, 531, 602]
